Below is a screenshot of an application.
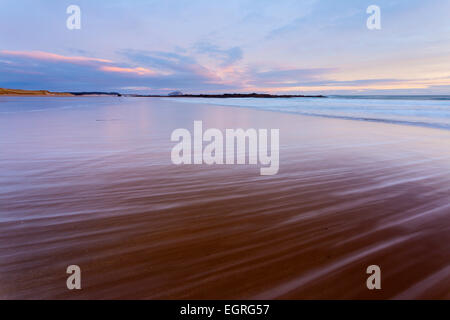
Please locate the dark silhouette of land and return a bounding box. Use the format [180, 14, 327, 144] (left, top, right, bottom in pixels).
[69, 91, 122, 97]
[126, 93, 326, 98]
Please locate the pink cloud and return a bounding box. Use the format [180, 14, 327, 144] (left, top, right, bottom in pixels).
[0, 50, 112, 65]
[99, 66, 157, 76]
[0, 50, 173, 78]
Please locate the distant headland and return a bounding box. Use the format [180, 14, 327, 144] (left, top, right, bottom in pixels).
[0, 88, 326, 98]
[129, 92, 326, 98]
[0, 88, 73, 96]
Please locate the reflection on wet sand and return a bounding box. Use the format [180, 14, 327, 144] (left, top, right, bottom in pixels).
[0, 97, 449, 299]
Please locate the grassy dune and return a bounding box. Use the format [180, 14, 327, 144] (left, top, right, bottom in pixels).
[0, 88, 73, 96]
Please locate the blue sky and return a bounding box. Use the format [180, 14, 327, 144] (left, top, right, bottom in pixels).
[1, 0, 449, 94]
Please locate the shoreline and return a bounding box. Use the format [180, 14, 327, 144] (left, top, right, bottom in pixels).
[2, 94, 449, 131]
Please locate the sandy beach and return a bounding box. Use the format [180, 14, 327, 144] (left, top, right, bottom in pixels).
[0, 97, 449, 299]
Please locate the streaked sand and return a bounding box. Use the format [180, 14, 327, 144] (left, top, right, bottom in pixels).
[0, 97, 449, 299]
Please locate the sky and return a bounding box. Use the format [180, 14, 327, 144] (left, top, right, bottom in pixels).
[1, 0, 449, 95]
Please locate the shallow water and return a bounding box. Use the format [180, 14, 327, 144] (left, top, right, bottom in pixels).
[168, 95, 450, 130]
[0, 97, 449, 299]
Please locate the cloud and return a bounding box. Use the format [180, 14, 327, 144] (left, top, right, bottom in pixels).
[194, 42, 243, 66]
[99, 66, 158, 76]
[249, 68, 335, 83]
[0, 50, 112, 65]
[243, 76, 450, 94]
[0, 50, 238, 93]
[1, 49, 448, 95]
[118, 49, 218, 80]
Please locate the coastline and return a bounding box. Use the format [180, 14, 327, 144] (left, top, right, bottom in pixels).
[0, 88, 325, 98]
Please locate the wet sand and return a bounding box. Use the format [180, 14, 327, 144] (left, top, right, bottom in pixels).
[0, 97, 449, 299]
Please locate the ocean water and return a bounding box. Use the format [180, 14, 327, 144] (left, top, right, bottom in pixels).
[168, 95, 450, 130]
